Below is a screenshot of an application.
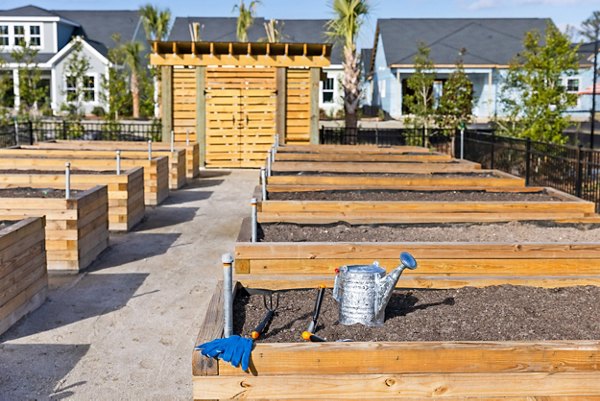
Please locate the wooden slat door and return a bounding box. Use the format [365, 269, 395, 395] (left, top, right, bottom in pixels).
[173, 68, 197, 143]
[205, 68, 277, 168]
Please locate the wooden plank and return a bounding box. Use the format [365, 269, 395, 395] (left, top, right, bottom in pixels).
[161, 66, 173, 142]
[275, 153, 453, 162]
[277, 144, 431, 154]
[272, 161, 481, 174]
[193, 372, 600, 399]
[309, 67, 319, 144]
[192, 281, 224, 377]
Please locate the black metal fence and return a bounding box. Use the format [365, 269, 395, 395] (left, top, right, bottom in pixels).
[0, 119, 161, 147]
[319, 127, 455, 154]
[460, 130, 600, 211]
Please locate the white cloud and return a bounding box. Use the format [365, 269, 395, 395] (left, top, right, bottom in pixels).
[465, 0, 499, 10]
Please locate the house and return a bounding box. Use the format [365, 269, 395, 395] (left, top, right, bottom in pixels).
[168, 17, 344, 116]
[365, 18, 574, 121]
[571, 40, 599, 121]
[0, 5, 148, 115]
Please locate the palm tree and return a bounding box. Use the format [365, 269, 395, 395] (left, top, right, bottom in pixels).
[140, 4, 171, 118]
[263, 19, 284, 43]
[233, 0, 260, 42]
[123, 41, 144, 119]
[326, 0, 369, 132]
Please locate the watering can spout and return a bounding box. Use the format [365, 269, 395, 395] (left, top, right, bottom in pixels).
[375, 252, 417, 318]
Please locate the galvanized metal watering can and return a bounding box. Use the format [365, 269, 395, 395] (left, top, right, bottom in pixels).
[332, 252, 417, 327]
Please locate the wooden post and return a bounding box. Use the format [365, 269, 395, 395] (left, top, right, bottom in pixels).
[309, 67, 320, 144]
[196, 66, 206, 167]
[276, 67, 287, 146]
[161, 66, 173, 144]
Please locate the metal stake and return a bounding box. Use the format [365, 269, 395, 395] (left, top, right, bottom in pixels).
[251, 198, 258, 243]
[222, 253, 234, 338]
[65, 162, 71, 199]
[460, 128, 464, 160]
[116, 150, 121, 175]
[148, 140, 152, 160]
[267, 150, 273, 177]
[260, 168, 267, 201]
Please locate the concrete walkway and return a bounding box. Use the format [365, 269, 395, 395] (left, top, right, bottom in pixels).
[0, 170, 258, 401]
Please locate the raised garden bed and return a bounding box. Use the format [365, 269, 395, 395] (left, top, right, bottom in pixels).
[234, 219, 600, 289]
[0, 217, 47, 336]
[275, 152, 452, 162]
[10, 146, 186, 190]
[0, 168, 145, 232]
[192, 280, 600, 400]
[35, 140, 200, 179]
[277, 144, 431, 154]
[0, 186, 109, 272]
[0, 155, 168, 206]
[267, 170, 525, 191]
[257, 187, 598, 224]
[272, 160, 482, 174]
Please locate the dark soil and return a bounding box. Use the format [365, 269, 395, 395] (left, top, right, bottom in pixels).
[258, 221, 600, 243]
[273, 171, 497, 177]
[268, 190, 563, 202]
[233, 286, 600, 342]
[0, 169, 114, 175]
[0, 187, 79, 198]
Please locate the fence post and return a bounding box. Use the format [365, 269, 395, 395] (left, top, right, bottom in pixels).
[459, 128, 465, 159]
[421, 127, 426, 147]
[525, 138, 531, 186]
[62, 120, 68, 140]
[576, 144, 583, 198]
[28, 121, 34, 145]
[490, 130, 495, 170]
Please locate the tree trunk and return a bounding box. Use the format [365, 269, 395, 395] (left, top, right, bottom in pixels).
[131, 71, 139, 119]
[342, 46, 360, 133]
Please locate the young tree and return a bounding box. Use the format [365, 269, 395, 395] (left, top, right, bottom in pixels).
[0, 56, 12, 123]
[61, 38, 91, 117]
[263, 19, 284, 43]
[436, 58, 473, 130]
[499, 23, 579, 143]
[326, 0, 369, 132]
[140, 4, 171, 118]
[233, 0, 260, 42]
[404, 44, 435, 144]
[11, 43, 46, 117]
[581, 11, 600, 148]
[102, 34, 132, 120]
[122, 41, 144, 119]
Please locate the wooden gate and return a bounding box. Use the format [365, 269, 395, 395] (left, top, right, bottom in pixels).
[205, 67, 277, 168]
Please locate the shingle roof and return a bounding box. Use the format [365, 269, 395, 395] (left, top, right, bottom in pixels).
[377, 18, 552, 66]
[2, 52, 55, 64]
[361, 48, 372, 74]
[0, 5, 60, 18]
[168, 17, 342, 64]
[53, 10, 146, 56]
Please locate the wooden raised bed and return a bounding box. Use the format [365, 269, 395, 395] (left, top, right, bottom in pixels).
[277, 144, 431, 154]
[193, 280, 600, 400]
[268, 170, 525, 191]
[0, 156, 169, 206]
[0, 186, 109, 272]
[33, 140, 200, 179]
[272, 160, 481, 174]
[0, 217, 47, 336]
[0, 168, 145, 232]
[5, 147, 186, 190]
[257, 187, 598, 224]
[275, 151, 452, 162]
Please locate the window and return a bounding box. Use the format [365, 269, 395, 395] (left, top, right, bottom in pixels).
[0, 26, 8, 46]
[379, 80, 386, 99]
[29, 25, 41, 47]
[566, 78, 579, 93]
[322, 77, 334, 103]
[65, 76, 77, 102]
[13, 26, 25, 46]
[83, 76, 95, 102]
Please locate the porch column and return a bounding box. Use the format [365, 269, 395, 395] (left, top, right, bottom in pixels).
[161, 66, 173, 143]
[195, 66, 206, 167]
[309, 67, 320, 144]
[276, 67, 287, 145]
[12, 69, 20, 111]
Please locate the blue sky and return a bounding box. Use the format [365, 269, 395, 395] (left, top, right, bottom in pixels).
[3, 0, 599, 48]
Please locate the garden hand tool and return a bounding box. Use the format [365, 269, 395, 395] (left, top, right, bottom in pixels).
[302, 331, 326, 342]
[306, 285, 326, 334]
[251, 292, 280, 340]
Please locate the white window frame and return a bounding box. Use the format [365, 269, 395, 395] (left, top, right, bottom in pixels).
[565, 77, 580, 93]
[13, 25, 26, 47]
[0, 25, 9, 47]
[29, 25, 41, 47]
[82, 74, 96, 103]
[322, 77, 335, 104]
[0, 22, 43, 49]
[64, 73, 99, 105]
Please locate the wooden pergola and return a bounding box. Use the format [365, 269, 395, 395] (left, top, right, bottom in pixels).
[151, 41, 332, 168]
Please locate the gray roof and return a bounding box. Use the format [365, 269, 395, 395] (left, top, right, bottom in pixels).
[376, 18, 552, 66]
[169, 17, 342, 64]
[1, 52, 55, 64]
[361, 48, 372, 74]
[54, 10, 147, 57]
[0, 5, 60, 17]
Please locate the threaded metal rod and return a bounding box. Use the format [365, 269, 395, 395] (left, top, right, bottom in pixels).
[260, 168, 267, 201]
[65, 162, 71, 199]
[251, 198, 258, 243]
[148, 140, 152, 161]
[116, 150, 121, 175]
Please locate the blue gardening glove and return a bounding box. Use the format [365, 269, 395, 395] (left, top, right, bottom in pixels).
[196, 335, 253, 371]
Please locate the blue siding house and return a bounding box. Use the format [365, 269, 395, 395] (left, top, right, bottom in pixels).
[365, 18, 596, 122]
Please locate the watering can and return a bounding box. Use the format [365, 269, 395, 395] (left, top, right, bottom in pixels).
[332, 252, 417, 327]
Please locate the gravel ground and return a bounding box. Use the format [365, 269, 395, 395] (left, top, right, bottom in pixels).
[234, 286, 600, 342]
[268, 190, 563, 202]
[259, 221, 600, 243]
[0, 187, 80, 198]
